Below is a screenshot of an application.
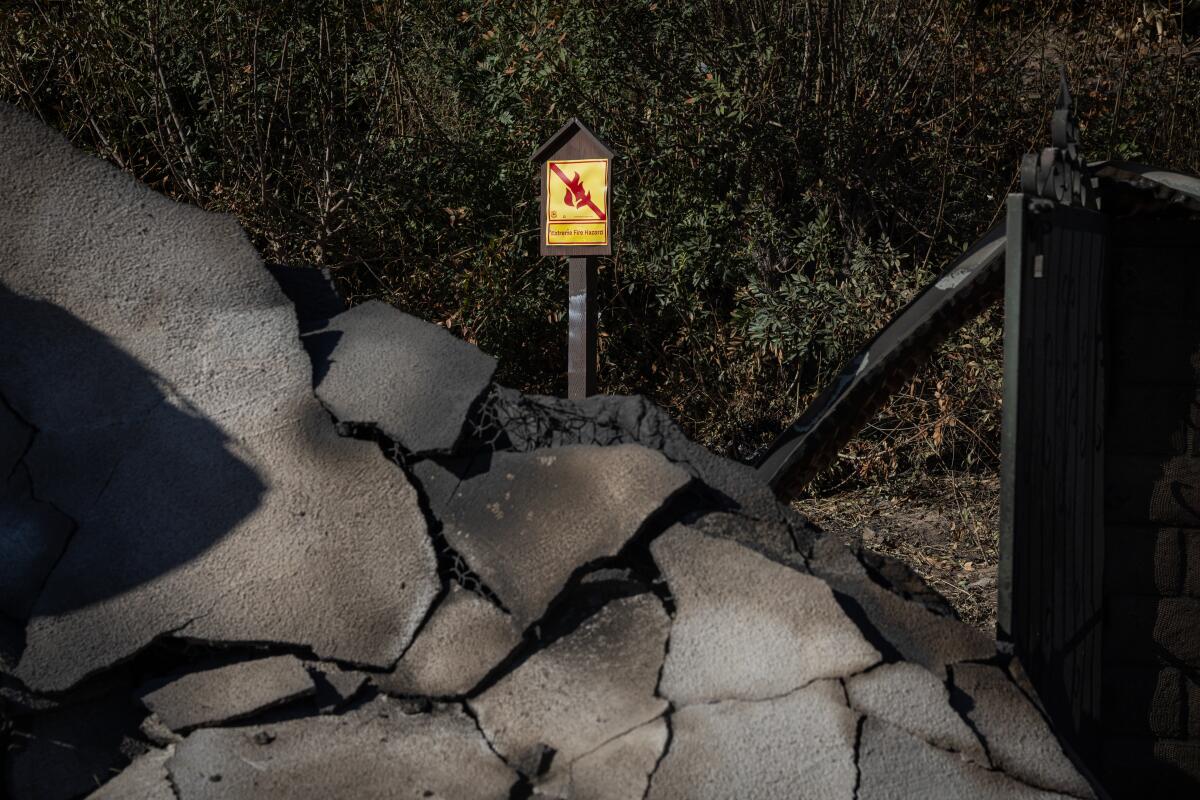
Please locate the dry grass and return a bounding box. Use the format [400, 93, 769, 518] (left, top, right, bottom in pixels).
[797, 472, 1000, 632]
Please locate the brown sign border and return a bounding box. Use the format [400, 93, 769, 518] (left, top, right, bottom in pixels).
[532, 118, 614, 257]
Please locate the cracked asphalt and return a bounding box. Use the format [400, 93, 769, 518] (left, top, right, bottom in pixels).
[0, 104, 1095, 800]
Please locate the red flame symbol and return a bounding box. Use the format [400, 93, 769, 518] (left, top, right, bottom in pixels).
[562, 171, 591, 208]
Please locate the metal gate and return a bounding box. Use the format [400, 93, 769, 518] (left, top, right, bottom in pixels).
[999, 194, 1108, 764]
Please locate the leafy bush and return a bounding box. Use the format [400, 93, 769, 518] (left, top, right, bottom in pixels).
[3, 0, 1199, 491]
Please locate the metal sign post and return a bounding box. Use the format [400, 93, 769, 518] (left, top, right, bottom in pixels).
[567, 256, 597, 398]
[531, 118, 614, 400]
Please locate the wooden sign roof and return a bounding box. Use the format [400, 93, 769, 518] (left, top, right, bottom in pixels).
[533, 118, 614, 256]
[530, 118, 614, 163]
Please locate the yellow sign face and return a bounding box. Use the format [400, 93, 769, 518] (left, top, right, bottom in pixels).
[546, 159, 608, 247]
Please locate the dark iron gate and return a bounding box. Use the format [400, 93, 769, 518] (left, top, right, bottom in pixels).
[756, 70, 1200, 796]
[999, 194, 1108, 765]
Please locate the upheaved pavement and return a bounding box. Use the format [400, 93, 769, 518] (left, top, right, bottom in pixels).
[0, 105, 1094, 799]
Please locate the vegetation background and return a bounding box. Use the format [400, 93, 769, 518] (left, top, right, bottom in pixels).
[3, 0, 1199, 499]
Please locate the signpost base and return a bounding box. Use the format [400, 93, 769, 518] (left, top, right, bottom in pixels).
[567, 256, 597, 400]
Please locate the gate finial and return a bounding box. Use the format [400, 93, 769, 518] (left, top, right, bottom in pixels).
[1021, 66, 1098, 209]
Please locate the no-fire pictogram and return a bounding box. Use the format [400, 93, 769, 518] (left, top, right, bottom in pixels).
[546, 159, 608, 246]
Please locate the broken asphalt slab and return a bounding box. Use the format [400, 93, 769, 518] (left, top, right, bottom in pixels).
[137, 654, 314, 733]
[0, 453, 74, 621]
[0, 105, 439, 692]
[651, 525, 880, 706]
[0, 397, 74, 622]
[806, 536, 995, 674]
[378, 583, 522, 698]
[468, 593, 670, 781]
[857, 716, 1073, 800]
[647, 679, 859, 800]
[166, 697, 518, 799]
[478, 388, 786, 523]
[0, 105, 1097, 800]
[14, 401, 438, 691]
[950, 663, 1095, 797]
[544, 716, 669, 800]
[845, 662, 988, 766]
[304, 661, 369, 712]
[314, 299, 497, 454]
[439, 444, 691, 628]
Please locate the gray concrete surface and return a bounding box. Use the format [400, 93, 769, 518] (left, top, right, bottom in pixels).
[0, 106, 438, 693]
[379, 583, 522, 697]
[304, 662, 369, 712]
[469, 593, 670, 780]
[541, 716, 669, 800]
[808, 535, 996, 674]
[652, 526, 879, 706]
[137, 655, 314, 732]
[167, 698, 518, 799]
[846, 662, 988, 765]
[478, 388, 787, 523]
[0, 447, 74, 621]
[315, 299, 497, 453]
[440, 444, 690, 627]
[647, 679, 859, 800]
[857, 717, 1071, 800]
[952, 663, 1095, 797]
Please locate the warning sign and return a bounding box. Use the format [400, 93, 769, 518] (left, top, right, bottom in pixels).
[546, 159, 608, 246]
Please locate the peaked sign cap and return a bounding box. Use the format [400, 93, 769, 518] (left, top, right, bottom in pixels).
[530, 117, 615, 162]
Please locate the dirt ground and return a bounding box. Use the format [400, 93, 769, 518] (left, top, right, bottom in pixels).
[796, 473, 1000, 633]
